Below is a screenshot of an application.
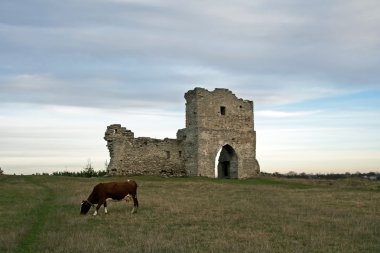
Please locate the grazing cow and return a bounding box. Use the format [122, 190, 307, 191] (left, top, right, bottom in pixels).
[80, 180, 138, 215]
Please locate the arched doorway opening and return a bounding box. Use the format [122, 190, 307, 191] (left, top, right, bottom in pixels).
[214, 144, 238, 179]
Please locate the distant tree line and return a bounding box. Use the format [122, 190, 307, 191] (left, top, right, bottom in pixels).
[51, 169, 107, 177]
[261, 171, 379, 180]
[51, 159, 107, 177]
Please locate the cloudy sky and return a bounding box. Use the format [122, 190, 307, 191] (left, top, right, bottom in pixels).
[1, 0, 379, 175]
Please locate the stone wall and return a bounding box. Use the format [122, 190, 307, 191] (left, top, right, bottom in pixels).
[105, 124, 185, 176]
[105, 87, 260, 178]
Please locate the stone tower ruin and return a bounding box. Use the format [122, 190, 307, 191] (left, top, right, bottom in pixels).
[104, 87, 260, 178]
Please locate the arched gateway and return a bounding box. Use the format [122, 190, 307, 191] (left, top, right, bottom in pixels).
[214, 145, 238, 178]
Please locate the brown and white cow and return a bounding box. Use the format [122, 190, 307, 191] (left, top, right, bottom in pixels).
[80, 180, 138, 215]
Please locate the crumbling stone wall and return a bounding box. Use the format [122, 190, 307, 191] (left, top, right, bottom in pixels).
[104, 87, 260, 178]
[105, 124, 185, 176]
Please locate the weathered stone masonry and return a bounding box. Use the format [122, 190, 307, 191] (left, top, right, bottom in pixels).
[105, 87, 260, 178]
[104, 126, 185, 176]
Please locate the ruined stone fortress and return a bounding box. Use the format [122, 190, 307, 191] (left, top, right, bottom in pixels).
[104, 87, 260, 179]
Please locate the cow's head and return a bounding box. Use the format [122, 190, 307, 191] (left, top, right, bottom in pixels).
[80, 200, 92, 215]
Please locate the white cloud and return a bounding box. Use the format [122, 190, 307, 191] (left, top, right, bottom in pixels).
[256, 110, 321, 118]
[5, 74, 56, 90]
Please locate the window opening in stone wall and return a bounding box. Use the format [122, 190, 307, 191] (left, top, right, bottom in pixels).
[166, 151, 170, 159]
[179, 151, 182, 158]
[220, 106, 226, 115]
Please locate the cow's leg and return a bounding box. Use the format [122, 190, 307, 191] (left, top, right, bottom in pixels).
[104, 201, 108, 214]
[94, 201, 103, 216]
[131, 194, 139, 214]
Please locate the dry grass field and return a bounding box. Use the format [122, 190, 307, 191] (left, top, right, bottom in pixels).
[0, 175, 379, 253]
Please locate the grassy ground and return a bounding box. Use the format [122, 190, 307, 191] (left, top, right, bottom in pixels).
[0, 175, 379, 253]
